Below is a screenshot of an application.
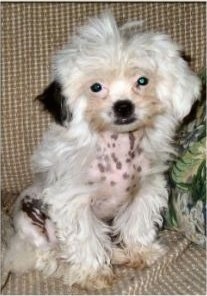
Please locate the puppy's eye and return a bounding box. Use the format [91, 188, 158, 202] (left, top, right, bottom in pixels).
[90, 83, 102, 93]
[137, 77, 149, 86]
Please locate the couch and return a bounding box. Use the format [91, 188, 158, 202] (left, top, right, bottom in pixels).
[1, 2, 206, 295]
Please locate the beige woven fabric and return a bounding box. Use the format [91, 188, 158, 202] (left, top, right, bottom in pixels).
[1, 213, 206, 296]
[1, 2, 206, 195]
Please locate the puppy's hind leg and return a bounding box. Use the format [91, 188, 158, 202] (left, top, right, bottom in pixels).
[4, 186, 58, 276]
[3, 232, 38, 274]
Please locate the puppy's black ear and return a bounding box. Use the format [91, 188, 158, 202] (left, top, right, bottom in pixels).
[36, 81, 72, 126]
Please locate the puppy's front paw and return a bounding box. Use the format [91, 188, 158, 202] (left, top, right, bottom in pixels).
[112, 243, 167, 269]
[62, 264, 115, 290]
[82, 267, 115, 291]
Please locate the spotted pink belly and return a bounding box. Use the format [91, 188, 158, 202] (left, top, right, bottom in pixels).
[86, 131, 150, 220]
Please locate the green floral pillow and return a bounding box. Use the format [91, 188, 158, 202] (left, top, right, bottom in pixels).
[164, 70, 206, 248]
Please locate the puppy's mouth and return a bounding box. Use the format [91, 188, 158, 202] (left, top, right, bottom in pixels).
[114, 117, 136, 125]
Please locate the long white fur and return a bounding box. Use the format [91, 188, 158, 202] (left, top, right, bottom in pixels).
[4, 12, 201, 289]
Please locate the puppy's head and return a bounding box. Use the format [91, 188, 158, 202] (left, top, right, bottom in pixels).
[40, 13, 201, 132]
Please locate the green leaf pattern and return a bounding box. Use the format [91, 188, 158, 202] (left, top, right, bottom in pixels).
[164, 69, 206, 248]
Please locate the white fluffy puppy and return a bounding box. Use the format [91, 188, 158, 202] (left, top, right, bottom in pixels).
[4, 13, 200, 289]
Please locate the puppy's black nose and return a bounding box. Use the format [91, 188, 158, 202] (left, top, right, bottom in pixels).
[113, 100, 135, 118]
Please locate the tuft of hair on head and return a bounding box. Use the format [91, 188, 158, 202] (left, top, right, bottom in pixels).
[53, 11, 122, 87]
[119, 19, 144, 39]
[77, 11, 120, 45]
[36, 81, 72, 126]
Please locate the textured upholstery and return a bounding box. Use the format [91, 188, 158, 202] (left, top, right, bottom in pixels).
[1, 2, 206, 295]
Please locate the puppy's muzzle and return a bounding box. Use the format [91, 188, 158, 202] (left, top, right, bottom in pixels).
[113, 100, 135, 125]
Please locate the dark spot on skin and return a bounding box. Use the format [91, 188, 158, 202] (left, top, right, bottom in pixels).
[88, 181, 94, 185]
[137, 147, 143, 154]
[111, 153, 118, 164]
[111, 153, 122, 169]
[129, 133, 135, 150]
[116, 162, 122, 170]
[126, 158, 131, 163]
[107, 143, 111, 148]
[113, 143, 116, 148]
[98, 163, 105, 173]
[128, 151, 135, 159]
[137, 166, 142, 172]
[123, 172, 130, 179]
[110, 181, 116, 186]
[111, 134, 118, 140]
[133, 184, 137, 188]
[126, 187, 130, 192]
